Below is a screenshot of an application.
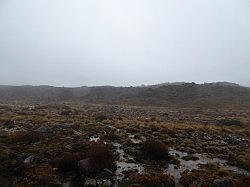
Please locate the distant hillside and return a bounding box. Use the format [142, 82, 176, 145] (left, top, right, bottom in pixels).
[0, 85, 74, 103]
[0, 83, 250, 109]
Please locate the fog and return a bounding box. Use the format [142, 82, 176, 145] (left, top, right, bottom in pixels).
[1, 0, 250, 87]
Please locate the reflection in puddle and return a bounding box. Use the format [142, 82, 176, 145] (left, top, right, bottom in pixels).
[127, 133, 146, 144]
[89, 136, 100, 142]
[128, 134, 142, 144]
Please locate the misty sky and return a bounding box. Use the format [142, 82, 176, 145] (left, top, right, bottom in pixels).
[0, 0, 250, 87]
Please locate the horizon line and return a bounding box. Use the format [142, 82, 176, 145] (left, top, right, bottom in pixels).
[0, 81, 248, 88]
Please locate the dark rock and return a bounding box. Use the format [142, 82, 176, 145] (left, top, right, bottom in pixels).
[213, 177, 235, 187]
[103, 125, 116, 130]
[182, 155, 199, 161]
[13, 164, 25, 176]
[217, 119, 243, 126]
[78, 158, 92, 177]
[84, 178, 97, 187]
[99, 180, 112, 187]
[0, 176, 11, 187]
[3, 120, 14, 128]
[161, 112, 170, 117]
[98, 168, 114, 178]
[174, 165, 180, 169]
[35, 126, 48, 133]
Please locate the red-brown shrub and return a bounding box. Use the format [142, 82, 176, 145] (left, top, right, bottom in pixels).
[9, 131, 41, 144]
[87, 143, 115, 171]
[142, 140, 169, 160]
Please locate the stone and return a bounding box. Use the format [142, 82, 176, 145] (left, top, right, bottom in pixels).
[182, 155, 199, 161]
[104, 125, 116, 130]
[99, 180, 112, 187]
[84, 179, 97, 187]
[35, 126, 48, 133]
[24, 155, 35, 165]
[78, 158, 92, 177]
[161, 112, 170, 117]
[213, 177, 235, 187]
[3, 120, 14, 128]
[98, 168, 114, 178]
[73, 130, 81, 135]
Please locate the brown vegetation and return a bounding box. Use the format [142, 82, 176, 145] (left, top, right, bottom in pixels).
[142, 140, 169, 161]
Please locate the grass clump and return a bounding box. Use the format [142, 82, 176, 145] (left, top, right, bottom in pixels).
[95, 114, 108, 121]
[22, 164, 56, 186]
[132, 174, 175, 186]
[236, 150, 250, 171]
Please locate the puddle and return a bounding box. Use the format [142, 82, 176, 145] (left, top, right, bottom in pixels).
[88, 134, 144, 181]
[89, 136, 100, 142]
[112, 142, 144, 181]
[87, 130, 249, 186]
[112, 128, 145, 180]
[127, 133, 143, 144]
[72, 132, 248, 187]
[128, 134, 146, 144]
[165, 148, 249, 185]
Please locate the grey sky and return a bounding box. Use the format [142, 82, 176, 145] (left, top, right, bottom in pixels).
[0, 0, 250, 87]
